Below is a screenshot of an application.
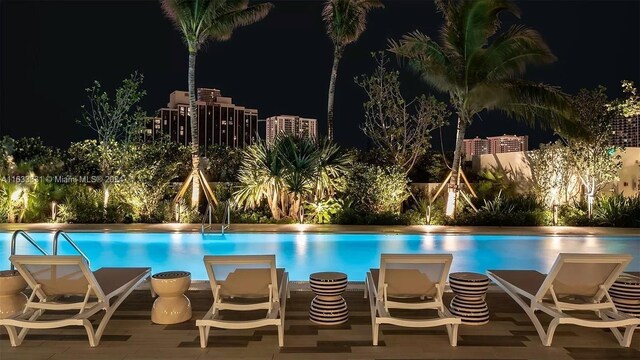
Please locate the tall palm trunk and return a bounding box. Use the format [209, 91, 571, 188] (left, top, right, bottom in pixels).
[446, 116, 468, 218]
[188, 51, 200, 208]
[326, 47, 342, 141]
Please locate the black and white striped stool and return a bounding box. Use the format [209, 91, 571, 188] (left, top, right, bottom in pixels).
[448, 272, 490, 325]
[610, 273, 640, 317]
[309, 272, 348, 325]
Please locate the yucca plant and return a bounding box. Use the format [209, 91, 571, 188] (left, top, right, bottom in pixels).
[234, 134, 352, 221]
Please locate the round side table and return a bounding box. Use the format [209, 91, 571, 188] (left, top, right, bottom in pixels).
[151, 271, 192, 324]
[609, 273, 640, 317]
[0, 270, 27, 319]
[448, 272, 490, 325]
[309, 272, 348, 325]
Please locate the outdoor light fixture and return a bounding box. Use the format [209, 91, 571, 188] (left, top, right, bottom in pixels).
[10, 189, 22, 202]
[552, 204, 559, 226]
[51, 201, 57, 221]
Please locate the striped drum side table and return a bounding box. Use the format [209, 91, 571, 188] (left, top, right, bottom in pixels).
[309, 272, 348, 325]
[448, 272, 490, 325]
[609, 273, 640, 317]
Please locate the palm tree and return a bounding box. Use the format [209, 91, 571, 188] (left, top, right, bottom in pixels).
[388, 0, 578, 217]
[161, 0, 272, 208]
[323, 0, 383, 141]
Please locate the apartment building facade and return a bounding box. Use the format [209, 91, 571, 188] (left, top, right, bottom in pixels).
[611, 115, 640, 147]
[265, 115, 318, 146]
[143, 88, 259, 150]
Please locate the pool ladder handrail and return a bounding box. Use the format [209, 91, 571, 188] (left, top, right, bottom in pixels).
[201, 203, 213, 234]
[10, 230, 49, 271]
[53, 230, 90, 266]
[221, 201, 231, 235]
[201, 201, 231, 235]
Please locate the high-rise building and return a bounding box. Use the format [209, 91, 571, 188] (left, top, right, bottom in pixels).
[265, 115, 318, 146]
[487, 134, 528, 155]
[611, 116, 640, 147]
[463, 137, 489, 161]
[143, 88, 259, 151]
[462, 134, 528, 161]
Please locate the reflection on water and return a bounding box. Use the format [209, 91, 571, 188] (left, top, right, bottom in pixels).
[420, 235, 435, 251]
[1, 232, 638, 281]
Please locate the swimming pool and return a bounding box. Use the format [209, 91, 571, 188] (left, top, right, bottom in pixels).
[1, 232, 639, 281]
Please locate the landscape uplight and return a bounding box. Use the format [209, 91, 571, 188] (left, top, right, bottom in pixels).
[10, 189, 22, 202]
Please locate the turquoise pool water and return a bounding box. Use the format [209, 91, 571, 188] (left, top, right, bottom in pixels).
[1, 232, 639, 281]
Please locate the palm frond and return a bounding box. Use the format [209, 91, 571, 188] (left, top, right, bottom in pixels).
[472, 25, 556, 83]
[388, 31, 458, 93]
[323, 0, 383, 47]
[209, 2, 274, 41]
[470, 80, 581, 136]
[161, 0, 273, 50]
[439, 0, 520, 63]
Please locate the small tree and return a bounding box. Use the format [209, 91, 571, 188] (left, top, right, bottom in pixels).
[562, 87, 621, 218]
[528, 141, 577, 208]
[611, 80, 640, 118]
[79, 72, 147, 144]
[78, 73, 147, 211]
[356, 53, 449, 175]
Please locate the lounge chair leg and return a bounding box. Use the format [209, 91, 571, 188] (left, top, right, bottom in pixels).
[277, 323, 284, 347]
[3, 325, 24, 347]
[543, 318, 560, 346]
[610, 323, 638, 347]
[82, 319, 98, 347]
[364, 277, 368, 299]
[621, 324, 638, 347]
[372, 323, 380, 346]
[198, 326, 208, 348]
[447, 323, 459, 346]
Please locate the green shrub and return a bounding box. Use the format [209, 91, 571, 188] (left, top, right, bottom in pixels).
[232, 208, 272, 224]
[593, 194, 640, 227]
[447, 192, 551, 226]
[304, 198, 342, 224]
[343, 163, 409, 214]
[558, 199, 590, 226]
[332, 208, 416, 225]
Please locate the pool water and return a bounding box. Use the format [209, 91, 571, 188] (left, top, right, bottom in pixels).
[2, 232, 639, 281]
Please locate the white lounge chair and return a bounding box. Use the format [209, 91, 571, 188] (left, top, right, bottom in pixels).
[196, 255, 288, 348]
[0, 255, 150, 347]
[365, 254, 461, 346]
[488, 253, 640, 347]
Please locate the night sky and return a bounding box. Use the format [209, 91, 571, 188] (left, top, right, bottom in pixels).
[1, 0, 639, 150]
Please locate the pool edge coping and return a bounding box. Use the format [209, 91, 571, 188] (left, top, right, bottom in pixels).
[1, 223, 638, 236]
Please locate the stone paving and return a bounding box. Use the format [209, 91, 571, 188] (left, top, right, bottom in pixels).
[1, 288, 639, 360]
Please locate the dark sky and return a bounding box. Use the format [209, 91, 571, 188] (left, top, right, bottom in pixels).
[1, 0, 639, 150]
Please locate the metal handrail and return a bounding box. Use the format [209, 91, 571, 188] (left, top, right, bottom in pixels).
[53, 230, 90, 266]
[10, 230, 48, 271]
[221, 201, 231, 234]
[201, 203, 213, 234]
